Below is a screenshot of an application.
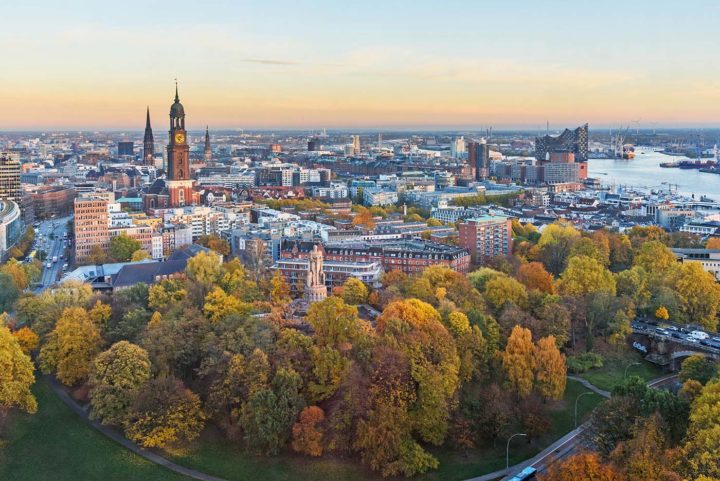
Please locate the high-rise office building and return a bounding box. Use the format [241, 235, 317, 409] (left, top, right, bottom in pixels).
[118, 141, 134, 156]
[534, 123, 589, 162]
[0, 152, 21, 204]
[467, 140, 490, 180]
[143, 107, 154, 165]
[352, 135, 361, 154]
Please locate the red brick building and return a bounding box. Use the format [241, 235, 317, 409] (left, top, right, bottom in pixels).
[458, 215, 513, 263]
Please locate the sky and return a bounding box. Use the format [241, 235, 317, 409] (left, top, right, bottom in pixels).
[2, 0, 720, 130]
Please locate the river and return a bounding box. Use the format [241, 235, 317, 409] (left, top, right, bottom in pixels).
[588, 148, 720, 200]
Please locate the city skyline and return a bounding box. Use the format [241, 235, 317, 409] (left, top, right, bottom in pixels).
[3, 0, 720, 130]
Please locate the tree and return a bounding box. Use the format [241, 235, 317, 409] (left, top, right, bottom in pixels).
[484, 275, 529, 311]
[633, 240, 677, 274]
[534, 335, 567, 400]
[680, 380, 720, 480]
[537, 222, 581, 275]
[706, 237, 720, 249]
[241, 367, 305, 455]
[655, 305, 669, 321]
[352, 207, 375, 229]
[610, 413, 681, 481]
[1, 259, 29, 290]
[0, 325, 37, 419]
[292, 406, 325, 456]
[540, 451, 625, 481]
[109, 233, 141, 262]
[89, 341, 152, 426]
[124, 377, 205, 449]
[15, 280, 93, 337]
[39, 307, 103, 385]
[672, 262, 720, 331]
[0, 272, 20, 313]
[341, 277, 368, 305]
[517, 262, 555, 293]
[130, 249, 151, 261]
[679, 355, 717, 385]
[501, 326, 535, 398]
[270, 271, 291, 306]
[87, 245, 109, 264]
[148, 279, 187, 311]
[570, 237, 609, 266]
[186, 251, 223, 287]
[12, 327, 39, 355]
[307, 296, 365, 349]
[203, 287, 251, 323]
[558, 255, 616, 297]
[197, 234, 231, 256]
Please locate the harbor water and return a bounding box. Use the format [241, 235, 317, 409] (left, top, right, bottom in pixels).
[588, 148, 720, 200]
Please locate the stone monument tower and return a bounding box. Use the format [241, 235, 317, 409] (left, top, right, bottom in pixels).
[305, 245, 327, 303]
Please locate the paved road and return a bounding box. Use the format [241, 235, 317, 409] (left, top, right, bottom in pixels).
[34, 215, 71, 290]
[465, 374, 679, 481]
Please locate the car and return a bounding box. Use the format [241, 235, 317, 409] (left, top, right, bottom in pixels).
[667, 326, 679, 332]
[712, 337, 720, 343]
[655, 327, 670, 336]
[46, 262, 52, 269]
[700, 340, 711, 346]
[671, 332, 682, 339]
[690, 330, 710, 340]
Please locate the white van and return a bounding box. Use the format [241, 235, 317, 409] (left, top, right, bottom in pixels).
[689, 330, 709, 340]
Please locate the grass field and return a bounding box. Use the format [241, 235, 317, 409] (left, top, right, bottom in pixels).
[1, 377, 602, 481]
[0, 378, 187, 481]
[578, 352, 665, 392]
[170, 378, 602, 481]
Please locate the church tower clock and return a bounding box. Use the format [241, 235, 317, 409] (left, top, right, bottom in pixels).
[167, 84, 190, 181]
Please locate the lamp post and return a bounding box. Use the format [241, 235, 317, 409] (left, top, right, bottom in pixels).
[624, 362, 641, 378]
[575, 391, 594, 428]
[506, 432, 527, 469]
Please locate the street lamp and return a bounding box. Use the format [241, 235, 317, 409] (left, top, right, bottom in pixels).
[506, 432, 527, 469]
[624, 362, 641, 378]
[575, 391, 595, 428]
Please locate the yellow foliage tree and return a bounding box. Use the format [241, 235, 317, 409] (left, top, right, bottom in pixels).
[655, 306, 669, 321]
[483, 275, 529, 311]
[558, 255, 616, 297]
[0, 325, 37, 416]
[501, 325, 535, 398]
[341, 277, 368, 305]
[672, 262, 720, 331]
[203, 287, 251, 323]
[681, 380, 720, 480]
[534, 335, 567, 400]
[13, 326, 39, 355]
[270, 271, 291, 306]
[39, 307, 103, 386]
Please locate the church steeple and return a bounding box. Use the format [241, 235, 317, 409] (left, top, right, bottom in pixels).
[143, 106, 154, 166]
[204, 125, 212, 162]
[168, 84, 189, 181]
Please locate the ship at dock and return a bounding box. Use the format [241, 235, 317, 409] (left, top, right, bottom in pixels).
[660, 159, 717, 169]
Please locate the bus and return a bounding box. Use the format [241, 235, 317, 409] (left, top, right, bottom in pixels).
[508, 466, 537, 481]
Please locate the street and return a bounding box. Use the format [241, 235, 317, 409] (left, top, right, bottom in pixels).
[33, 215, 72, 290]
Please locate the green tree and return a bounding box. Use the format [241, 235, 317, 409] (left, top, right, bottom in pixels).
[89, 341, 152, 426]
[241, 367, 305, 455]
[109, 233, 141, 262]
[679, 355, 717, 385]
[0, 272, 20, 313]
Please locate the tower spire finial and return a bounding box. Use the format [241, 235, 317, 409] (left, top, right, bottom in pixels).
[174, 78, 179, 102]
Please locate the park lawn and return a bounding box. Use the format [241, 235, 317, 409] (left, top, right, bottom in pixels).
[579, 351, 664, 392]
[423, 378, 603, 481]
[0, 378, 187, 481]
[170, 378, 602, 481]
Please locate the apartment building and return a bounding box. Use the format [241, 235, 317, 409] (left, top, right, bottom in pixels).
[458, 214, 513, 262]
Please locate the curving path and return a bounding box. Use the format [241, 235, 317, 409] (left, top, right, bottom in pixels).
[46, 371, 678, 481]
[46, 376, 227, 481]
